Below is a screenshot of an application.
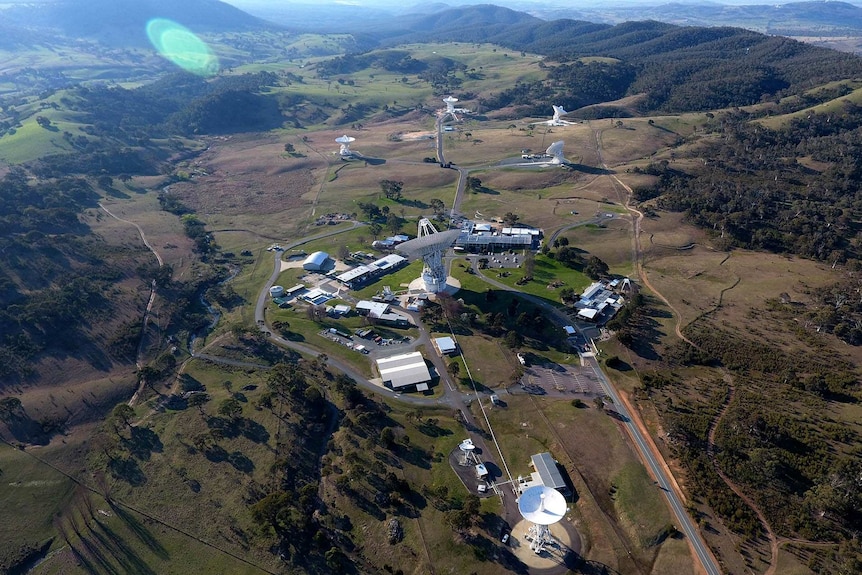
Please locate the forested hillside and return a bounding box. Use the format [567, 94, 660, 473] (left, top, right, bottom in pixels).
[377, 9, 862, 114]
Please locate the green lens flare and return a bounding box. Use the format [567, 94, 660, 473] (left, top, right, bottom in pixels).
[146, 18, 219, 76]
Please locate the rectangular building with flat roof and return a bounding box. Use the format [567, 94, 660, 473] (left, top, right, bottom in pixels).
[376, 351, 432, 391]
[531, 452, 569, 494]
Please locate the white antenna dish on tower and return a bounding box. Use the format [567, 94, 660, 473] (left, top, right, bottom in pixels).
[545, 140, 565, 165]
[547, 105, 575, 126]
[443, 95, 459, 114]
[396, 218, 461, 294]
[519, 485, 566, 525]
[459, 438, 476, 465]
[518, 485, 566, 554]
[335, 134, 356, 156]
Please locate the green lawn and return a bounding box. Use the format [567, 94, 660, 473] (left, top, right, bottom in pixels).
[475, 254, 591, 306]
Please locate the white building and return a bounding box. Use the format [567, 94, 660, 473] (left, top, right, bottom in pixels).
[376, 351, 432, 391]
[434, 336, 457, 355]
[303, 251, 331, 271]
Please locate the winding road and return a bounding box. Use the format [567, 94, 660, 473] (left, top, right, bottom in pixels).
[248, 115, 722, 575]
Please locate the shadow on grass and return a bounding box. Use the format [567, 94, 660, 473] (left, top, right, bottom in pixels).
[107, 502, 169, 560]
[109, 457, 146, 486]
[123, 427, 163, 461]
[227, 451, 255, 473]
[393, 444, 432, 469]
[89, 519, 157, 575]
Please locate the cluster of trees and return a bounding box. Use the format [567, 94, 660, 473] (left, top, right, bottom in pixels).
[672, 319, 862, 540]
[315, 50, 428, 77]
[0, 169, 152, 382]
[391, 15, 862, 116]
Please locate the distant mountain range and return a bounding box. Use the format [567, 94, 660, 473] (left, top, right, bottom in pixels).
[1, 0, 275, 46]
[6, 0, 862, 54]
[228, 0, 862, 46]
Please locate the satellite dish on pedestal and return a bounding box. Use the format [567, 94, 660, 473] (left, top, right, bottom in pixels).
[443, 95, 459, 114]
[459, 439, 476, 465]
[518, 485, 566, 554]
[335, 134, 356, 156]
[546, 140, 565, 165]
[396, 218, 461, 294]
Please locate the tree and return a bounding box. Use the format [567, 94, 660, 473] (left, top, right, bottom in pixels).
[584, 256, 610, 280]
[97, 175, 114, 189]
[284, 143, 295, 153]
[0, 397, 23, 421]
[386, 213, 402, 235]
[337, 244, 350, 261]
[593, 396, 605, 411]
[111, 404, 135, 430]
[466, 176, 482, 192]
[380, 426, 395, 447]
[504, 330, 523, 349]
[464, 494, 480, 516]
[369, 222, 382, 239]
[448, 361, 461, 378]
[430, 198, 445, 219]
[446, 508, 472, 531]
[187, 393, 209, 415]
[35, 115, 52, 128]
[218, 398, 242, 421]
[502, 212, 520, 226]
[379, 179, 404, 201]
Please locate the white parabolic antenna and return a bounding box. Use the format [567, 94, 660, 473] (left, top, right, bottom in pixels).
[519, 485, 566, 525]
[519, 485, 566, 554]
[396, 218, 461, 293]
[459, 439, 476, 464]
[443, 95, 459, 113]
[335, 134, 355, 156]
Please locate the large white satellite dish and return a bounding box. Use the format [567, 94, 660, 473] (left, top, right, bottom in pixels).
[518, 485, 566, 553]
[518, 485, 566, 526]
[335, 134, 355, 156]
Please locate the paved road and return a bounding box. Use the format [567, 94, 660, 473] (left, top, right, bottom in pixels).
[588, 122, 721, 575]
[250, 116, 719, 575]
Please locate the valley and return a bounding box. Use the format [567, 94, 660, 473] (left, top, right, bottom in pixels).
[2, 4, 862, 575]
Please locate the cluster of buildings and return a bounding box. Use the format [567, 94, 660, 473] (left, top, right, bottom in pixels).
[334, 253, 408, 289]
[574, 278, 631, 323]
[371, 234, 410, 250]
[355, 300, 411, 328]
[454, 221, 542, 253]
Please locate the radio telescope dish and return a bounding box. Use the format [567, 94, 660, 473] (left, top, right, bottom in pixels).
[335, 134, 355, 156]
[443, 95, 459, 113]
[552, 105, 567, 122]
[545, 140, 565, 164]
[518, 485, 566, 554]
[459, 439, 476, 464]
[519, 485, 566, 525]
[396, 218, 461, 293]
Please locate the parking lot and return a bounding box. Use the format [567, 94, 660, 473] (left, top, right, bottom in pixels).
[516, 362, 603, 397]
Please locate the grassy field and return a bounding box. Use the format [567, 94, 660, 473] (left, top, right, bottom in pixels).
[481, 253, 592, 305]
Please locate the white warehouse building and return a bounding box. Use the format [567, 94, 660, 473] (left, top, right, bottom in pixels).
[303, 251, 331, 271]
[376, 351, 432, 392]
